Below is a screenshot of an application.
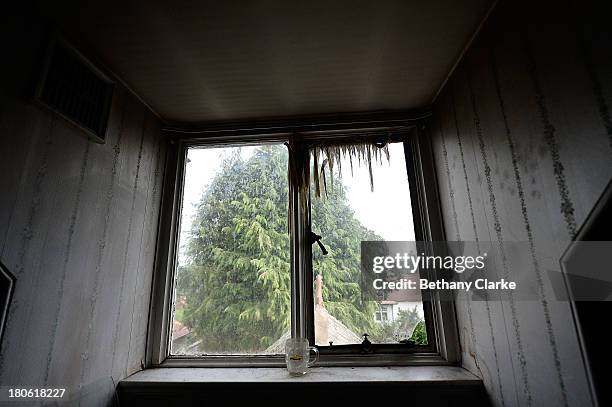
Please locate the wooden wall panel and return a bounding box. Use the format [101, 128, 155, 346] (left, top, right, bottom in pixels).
[0, 10, 166, 405]
[430, 1, 612, 406]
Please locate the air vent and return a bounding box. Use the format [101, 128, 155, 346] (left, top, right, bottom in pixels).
[36, 39, 114, 143]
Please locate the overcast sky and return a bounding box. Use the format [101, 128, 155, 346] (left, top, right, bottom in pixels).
[178, 142, 415, 262]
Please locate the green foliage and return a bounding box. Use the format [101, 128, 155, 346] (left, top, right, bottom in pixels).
[370, 306, 423, 343]
[177, 145, 383, 353]
[310, 169, 381, 337]
[410, 321, 428, 345]
[174, 308, 184, 323]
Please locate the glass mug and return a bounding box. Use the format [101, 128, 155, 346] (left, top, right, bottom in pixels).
[285, 337, 319, 376]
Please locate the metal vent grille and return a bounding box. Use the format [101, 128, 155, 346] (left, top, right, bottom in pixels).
[37, 40, 114, 142]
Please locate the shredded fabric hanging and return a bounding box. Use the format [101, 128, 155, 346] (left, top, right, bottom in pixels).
[310, 141, 390, 199]
[286, 135, 392, 235]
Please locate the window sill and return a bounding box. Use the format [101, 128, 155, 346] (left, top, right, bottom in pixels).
[120, 365, 479, 385]
[119, 366, 486, 406]
[118, 366, 486, 406]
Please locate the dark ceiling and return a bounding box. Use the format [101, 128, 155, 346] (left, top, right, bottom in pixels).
[43, 0, 493, 123]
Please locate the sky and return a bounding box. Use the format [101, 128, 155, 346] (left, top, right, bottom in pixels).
[336, 142, 415, 241]
[178, 142, 415, 262]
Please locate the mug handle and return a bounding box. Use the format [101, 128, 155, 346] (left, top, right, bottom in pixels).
[308, 346, 319, 367]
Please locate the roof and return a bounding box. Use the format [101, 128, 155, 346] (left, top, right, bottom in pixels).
[172, 320, 190, 341]
[386, 288, 422, 303]
[264, 304, 361, 353]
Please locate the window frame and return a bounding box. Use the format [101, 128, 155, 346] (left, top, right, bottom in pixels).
[146, 114, 459, 368]
[374, 305, 390, 322]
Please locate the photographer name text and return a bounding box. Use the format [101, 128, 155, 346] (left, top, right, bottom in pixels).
[371, 252, 517, 292]
[372, 278, 516, 291]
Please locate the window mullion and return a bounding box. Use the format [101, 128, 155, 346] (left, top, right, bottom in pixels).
[303, 181, 315, 344]
[288, 139, 314, 341]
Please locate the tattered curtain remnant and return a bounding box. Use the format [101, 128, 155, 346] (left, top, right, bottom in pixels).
[285, 136, 392, 234]
[310, 141, 390, 198]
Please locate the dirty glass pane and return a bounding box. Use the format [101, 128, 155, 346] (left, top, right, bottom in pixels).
[171, 144, 290, 355]
[311, 142, 426, 346]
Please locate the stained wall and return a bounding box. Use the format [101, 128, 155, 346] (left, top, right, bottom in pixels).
[0, 6, 166, 404]
[430, 1, 612, 406]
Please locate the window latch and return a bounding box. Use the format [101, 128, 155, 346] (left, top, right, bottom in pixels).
[310, 232, 328, 255]
[360, 333, 374, 353]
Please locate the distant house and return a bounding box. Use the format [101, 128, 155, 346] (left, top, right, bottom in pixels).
[375, 273, 423, 323]
[172, 319, 199, 354]
[171, 295, 203, 355]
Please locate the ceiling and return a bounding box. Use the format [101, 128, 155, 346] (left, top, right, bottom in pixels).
[43, 0, 493, 123]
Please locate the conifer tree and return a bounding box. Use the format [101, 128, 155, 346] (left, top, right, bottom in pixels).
[177, 145, 381, 352]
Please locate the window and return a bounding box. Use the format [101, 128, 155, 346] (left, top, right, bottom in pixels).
[149, 118, 458, 366]
[375, 305, 390, 322]
[171, 145, 290, 355]
[310, 141, 427, 347]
